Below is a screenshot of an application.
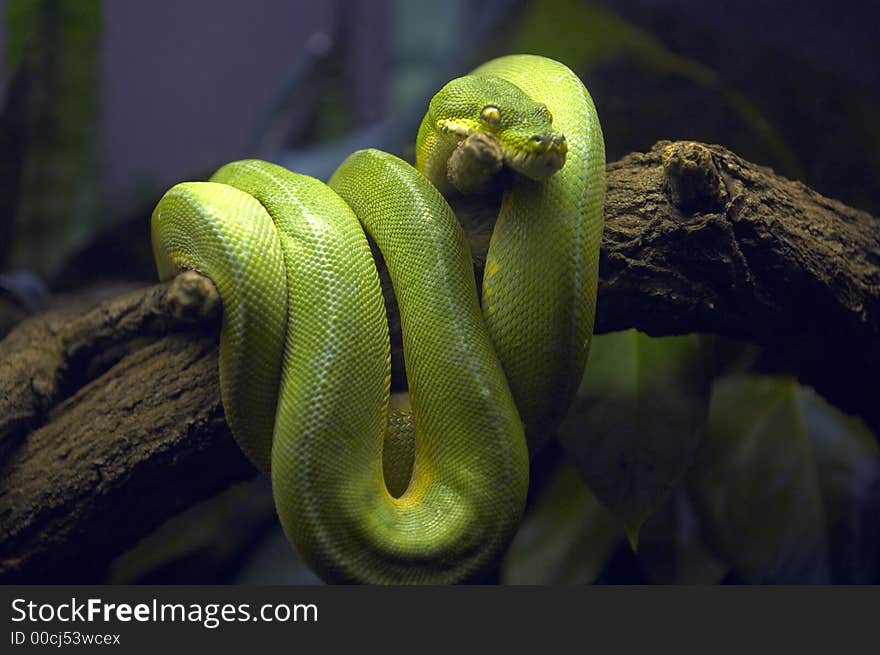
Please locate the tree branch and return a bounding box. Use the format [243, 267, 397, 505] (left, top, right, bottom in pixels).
[0, 140, 877, 582]
[598, 141, 879, 429]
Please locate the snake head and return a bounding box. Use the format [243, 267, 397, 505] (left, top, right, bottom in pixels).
[430, 74, 568, 181]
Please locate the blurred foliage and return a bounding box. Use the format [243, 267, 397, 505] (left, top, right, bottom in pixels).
[502, 460, 620, 584]
[502, 331, 878, 584]
[690, 376, 879, 583]
[109, 479, 285, 584]
[3, 0, 102, 280]
[634, 488, 728, 584]
[510, 0, 803, 179]
[108, 476, 321, 584]
[557, 330, 714, 547]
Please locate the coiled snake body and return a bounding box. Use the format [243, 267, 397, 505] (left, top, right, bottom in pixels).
[151, 55, 604, 583]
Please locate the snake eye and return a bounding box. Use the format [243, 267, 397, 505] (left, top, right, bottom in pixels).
[481, 105, 501, 126]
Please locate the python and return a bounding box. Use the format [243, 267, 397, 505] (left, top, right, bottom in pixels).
[151, 54, 605, 584]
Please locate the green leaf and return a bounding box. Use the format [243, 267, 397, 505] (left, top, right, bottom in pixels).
[689, 376, 878, 583]
[501, 461, 620, 584]
[558, 330, 713, 545]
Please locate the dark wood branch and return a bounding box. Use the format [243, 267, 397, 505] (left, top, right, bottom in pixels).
[0, 140, 877, 582]
[0, 273, 254, 582]
[597, 141, 879, 430]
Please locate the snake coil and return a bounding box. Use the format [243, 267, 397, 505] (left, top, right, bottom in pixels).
[151, 55, 604, 584]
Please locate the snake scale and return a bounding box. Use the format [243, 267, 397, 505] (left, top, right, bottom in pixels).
[151, 54, 605, 584]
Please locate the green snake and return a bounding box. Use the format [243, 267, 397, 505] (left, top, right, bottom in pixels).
[150, 54, 605, 584]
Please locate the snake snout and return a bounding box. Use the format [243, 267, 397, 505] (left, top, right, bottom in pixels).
[530, 132, 567, 152]
[554, 133, 568, 153]
[506, 131, 568, 181]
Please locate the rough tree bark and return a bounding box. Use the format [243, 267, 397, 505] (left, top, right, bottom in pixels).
[0, 140, 878, 583]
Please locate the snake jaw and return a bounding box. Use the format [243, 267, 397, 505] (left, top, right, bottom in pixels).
[502, 131, 568, 181]
[438, 119, 478, 138]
